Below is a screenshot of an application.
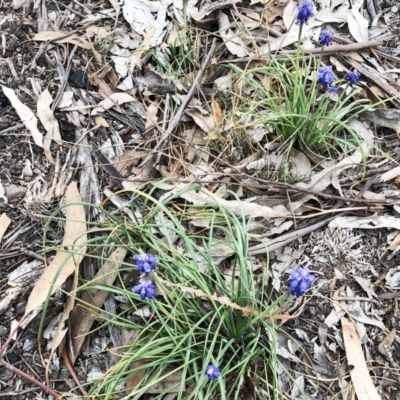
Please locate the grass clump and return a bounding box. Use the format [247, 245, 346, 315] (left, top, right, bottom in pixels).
[49, 183, 304, 399]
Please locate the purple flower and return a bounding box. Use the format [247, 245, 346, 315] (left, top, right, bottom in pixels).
[132, 278, 155, 300]
[133, 253, 157, 274]
[347, 69, 361, 85]
[317, 66, 334, 86]
[289, 267, 316, 297]
[297, 0, 314, 24]
[327, 85, 338, 94]
[319, 29, 333, 46]
[205, 364, 220, 380]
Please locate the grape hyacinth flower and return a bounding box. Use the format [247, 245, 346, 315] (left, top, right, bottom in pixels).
[132, 278, 155, 300]
[205, 365, 220, 380]
[319, 29, 333, 46]
[317, 65, 334, 87]
[296, 0, 314, 24]
[327, 85, 338, 94]
[347, 69, 361, 85]
[133, 253, 157, 274]
[289, 266, 316, 297]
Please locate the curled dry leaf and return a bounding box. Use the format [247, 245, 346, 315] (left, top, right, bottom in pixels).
[24, 182, 87, 315]
[169, 185, 288, 219]
[2, 86, 43, 148]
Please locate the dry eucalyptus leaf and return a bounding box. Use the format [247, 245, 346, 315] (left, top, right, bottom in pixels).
[92, 93, 137, 115]
[50, 267, 79, 355]
[32, 31, 91, 49]
[218, 11, 249, 57]
[24, 182, 87, 315]
[0, 213, 11, 243]
[362, 109, 400, 134]
[347, 8, 368, 43]
[37, 89, 62, 164]
[380, 166, 400, 183]
[185, 109, 216, 133]
[2, 86, 43, 148]
[68, 247, 127, 363]
[329, 215, 400, 231]
[296, 147, 365, 194]
[122, 0, 154, 36]
[178, 186, 287, 219]
[378, 328, 397, 355]
[341, 318, 381, 400]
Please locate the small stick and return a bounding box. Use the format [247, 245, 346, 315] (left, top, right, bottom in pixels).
[223, 36, 396, 63]
[0, 359, 61, 398]
[0, 123, 24, 135]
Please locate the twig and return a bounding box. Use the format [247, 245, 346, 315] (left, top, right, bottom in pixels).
[283, 36, 395, 55]
[20, 248, 47, 262]
[0, 123, 25, 135]
[0, 359, 61, 398]
[139, 38, 217, 168]
[61, 345, 87, 396]
[222, 35, 396, 63]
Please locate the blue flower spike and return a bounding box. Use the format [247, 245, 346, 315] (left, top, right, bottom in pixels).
[319, 29, 333, 46]
[206, 364, 220, 380]
[132, 278, 156, 300]
[347, 69, 361, 85]
[289, 267, 317, 297]
[317, 65, 334, 87]
[327, 85, 338, 94]
[297, 0, 314, 25]
[133, 253, 157, 274]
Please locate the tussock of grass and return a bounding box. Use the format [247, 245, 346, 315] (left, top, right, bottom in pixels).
[42, 183, 311, 399]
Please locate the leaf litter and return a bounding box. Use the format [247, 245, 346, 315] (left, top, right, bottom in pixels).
[0, 0, 400, 398]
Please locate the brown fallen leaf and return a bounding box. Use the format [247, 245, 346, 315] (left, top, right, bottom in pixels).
[341, 317, 380, 400]
[31, 31, 91, 49]
[211, 98, 223, 125]
[68, 247, 127, 363]
[0, 213, 11, 243]
[24, 182, 87, 315]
